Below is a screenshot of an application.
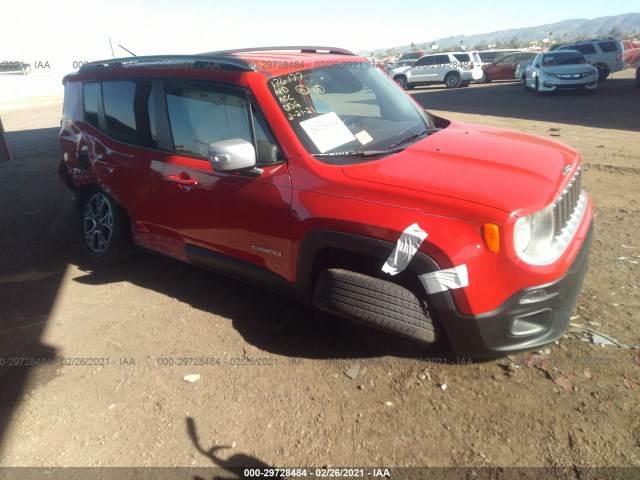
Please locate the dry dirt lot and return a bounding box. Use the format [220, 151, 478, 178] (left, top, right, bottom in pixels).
[0, 69, 639, 478]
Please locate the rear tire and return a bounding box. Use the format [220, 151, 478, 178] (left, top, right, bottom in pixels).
[313, 269, 436, 344]
[444, 72, 462, 89]
[81, 188, 133, 265]
[477, 71, 490, 84]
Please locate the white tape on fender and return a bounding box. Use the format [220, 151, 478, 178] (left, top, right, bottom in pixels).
[419, 264, 469, 294]
[382, 223, 428, 276]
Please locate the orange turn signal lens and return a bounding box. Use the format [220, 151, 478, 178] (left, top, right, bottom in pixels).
[483, 223, 500, 254]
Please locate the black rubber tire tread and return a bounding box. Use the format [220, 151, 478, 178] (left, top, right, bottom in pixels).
[597, 67, 609, 82]
[314, 269, 435, 344]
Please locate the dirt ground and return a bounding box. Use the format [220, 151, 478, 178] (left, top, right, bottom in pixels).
[0, 69, 639, 476]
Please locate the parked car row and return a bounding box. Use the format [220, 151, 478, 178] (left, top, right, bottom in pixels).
[390, 38, 629, 96]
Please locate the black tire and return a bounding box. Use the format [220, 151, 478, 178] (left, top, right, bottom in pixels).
[521, 72, 527, 84]
[524, 77, 532, 91]
[477, 71, 490, 84]
[393, 75, 408, 90]
[444, 72, 462, 89]
[81, 188, 133, 265]
[406, 84, 415, 90]
[535, 78, 543, 96]
[635, 67, 640, 88]
[313, 269, 436, 344]
[596, 66, 610, 82]
[462, 81, 470, 87]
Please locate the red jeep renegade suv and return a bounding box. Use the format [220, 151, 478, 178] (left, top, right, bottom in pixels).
[58, 46, 593, 358]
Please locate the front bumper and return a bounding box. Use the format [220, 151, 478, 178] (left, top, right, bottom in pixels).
[434, 221, 593, 358]
[540, 78, 597, 91]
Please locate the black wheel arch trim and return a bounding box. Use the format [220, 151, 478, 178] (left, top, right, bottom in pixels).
[294, 230, 452, 309]
[185, 230, 453, 310]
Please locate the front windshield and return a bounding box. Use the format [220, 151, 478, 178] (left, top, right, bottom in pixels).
[542, 53, 586, 66]
[268, 62, 436, 163]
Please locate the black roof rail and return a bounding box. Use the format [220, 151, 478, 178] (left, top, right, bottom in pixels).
[201, 46, 355, 56]
[78, 55, 256, 73]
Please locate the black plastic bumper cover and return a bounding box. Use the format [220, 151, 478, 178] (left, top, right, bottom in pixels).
[435, 221, 593, 359]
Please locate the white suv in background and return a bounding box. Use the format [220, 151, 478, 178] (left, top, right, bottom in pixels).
[393, 51, 483, 89]
[551, 38, 625, 81]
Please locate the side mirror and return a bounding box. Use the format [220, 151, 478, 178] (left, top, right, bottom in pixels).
[208, 139, 256, 172]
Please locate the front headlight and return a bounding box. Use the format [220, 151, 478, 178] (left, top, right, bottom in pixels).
[513, 205, 556, 265]
[514, 216, 533, 252]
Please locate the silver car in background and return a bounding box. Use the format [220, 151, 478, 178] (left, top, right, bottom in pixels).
[524, 50, 598, 95]
[515, 60, 532, 82]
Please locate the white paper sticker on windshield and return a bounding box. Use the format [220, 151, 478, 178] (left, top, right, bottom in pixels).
[299, 112, 356, 153]
[355, 130, 373, 146]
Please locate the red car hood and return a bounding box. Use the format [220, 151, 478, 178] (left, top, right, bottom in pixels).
[341, 121, 579, 215]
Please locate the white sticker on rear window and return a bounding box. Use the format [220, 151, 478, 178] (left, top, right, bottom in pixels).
[382, 223, 428, 275]
[419, 264, 469, 294]
[299, 112, 356, 153]
[355, 130, 373, 145]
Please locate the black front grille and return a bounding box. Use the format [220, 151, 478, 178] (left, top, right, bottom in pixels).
[553, 167, 582, 237]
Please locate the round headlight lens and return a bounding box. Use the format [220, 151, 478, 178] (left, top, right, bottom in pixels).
[514, 216, 534, 253]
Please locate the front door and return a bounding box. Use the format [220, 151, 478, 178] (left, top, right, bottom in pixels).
[142, 80, 293, 282]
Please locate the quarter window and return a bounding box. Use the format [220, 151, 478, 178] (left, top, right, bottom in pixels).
[83, 82, 100, 129]
[598, 41, 618, 53]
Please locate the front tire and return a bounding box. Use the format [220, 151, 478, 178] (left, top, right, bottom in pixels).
[314, 269, 436, 344]
[81, 188, 133, 265]
[535, 78, 543, 96]
[444, 72, 462, 89]
[393, 75, 408, 90]
[596, 66, 610, 82]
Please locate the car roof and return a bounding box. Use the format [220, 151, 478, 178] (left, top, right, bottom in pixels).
[64, 46, 361, 82]
[543, 50, 583, 56]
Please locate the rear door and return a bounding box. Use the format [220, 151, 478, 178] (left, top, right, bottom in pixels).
[408, 56, 431, 83]
[431, 54, 452, 81]
[490, 53, 520, 80]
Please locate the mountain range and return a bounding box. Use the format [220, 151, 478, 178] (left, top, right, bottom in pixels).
[367, 12, 640, 55]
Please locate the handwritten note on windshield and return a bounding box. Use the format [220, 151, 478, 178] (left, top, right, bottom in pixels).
[299, 112, 356, 153]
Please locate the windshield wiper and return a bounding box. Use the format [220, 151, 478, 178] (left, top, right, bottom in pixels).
[388, 129, 439, 150]
[313, 150, 387, 158]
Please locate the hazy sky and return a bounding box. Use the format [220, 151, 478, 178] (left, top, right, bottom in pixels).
[2, 0, 636, 74]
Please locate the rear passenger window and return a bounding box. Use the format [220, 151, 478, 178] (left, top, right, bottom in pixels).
[598, 41, 618, 53]
[165, 82, 251, 159]
[102, 81, 156, 148]
[83, 82, 100, 129]
[574, 44, 596, 55]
